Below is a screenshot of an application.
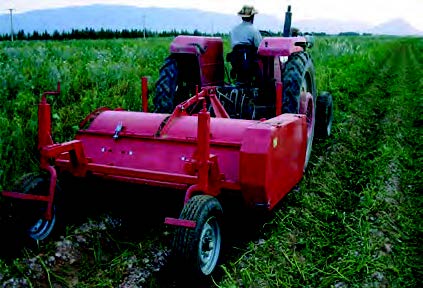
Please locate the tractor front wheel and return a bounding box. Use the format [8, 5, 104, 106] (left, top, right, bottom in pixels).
[282, 52, 316, 169]
[315, 91, 334, 138]
[172, 195, 223, 278]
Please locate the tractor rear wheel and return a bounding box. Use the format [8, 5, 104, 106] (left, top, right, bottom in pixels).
[315, 91, 334, 138]
[282, 52, 316, 169]
[154, 57, 179, 113]
[8, 173, 60, 241]
[154, 56, 198, 113]
[172, 195, 223, 278]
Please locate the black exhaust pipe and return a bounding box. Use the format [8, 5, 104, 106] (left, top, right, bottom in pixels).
[283, 5, 292, 37]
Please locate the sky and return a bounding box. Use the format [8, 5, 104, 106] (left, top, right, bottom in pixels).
[1, 0, 422, 30]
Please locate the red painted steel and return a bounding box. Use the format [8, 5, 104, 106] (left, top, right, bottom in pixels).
[300, 92, 315, 141]
[4, 165, 58, 220]
[240, 114, 307, 209]
[1, 192, 50, 202]
[141, 76, 148, 112]
[71, 111, 252, 184]
[38, 100, 53, 150]
[170, 36, 224, 86]
[208, 88, 230, 118]
[276, 82, 283, 116]
[27, 85, 304, 210]
[38, 83, 60, 150]
[61, 109, 305, 208]
[41, 140, 87, 176]
[258, 37, 306, 57]
[1, 26, 316, 254]
[43, 165, 57, 220]
[196, 109, 211, 192]
[6, 84, 61, 220]
[2, 32, 310, 225]
[78, 107, 111, 129]
[164, 217, 196, 228]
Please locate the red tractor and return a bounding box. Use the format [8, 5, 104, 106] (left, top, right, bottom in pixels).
[1, 6, 333, 279]
[154, 6, 333, 166]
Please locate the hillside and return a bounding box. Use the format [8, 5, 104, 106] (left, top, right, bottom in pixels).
[370, 18, 423, 36]
[0, 4, 422, 36]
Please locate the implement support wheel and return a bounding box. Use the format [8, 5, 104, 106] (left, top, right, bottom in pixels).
[8, 173, 60, 241]
[172, 195, 223, 277]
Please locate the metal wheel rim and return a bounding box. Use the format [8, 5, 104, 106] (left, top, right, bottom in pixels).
[304, 95, 314, 167]
[28, 207, 56, 241]
[301, 75, 315, 168]
[326, 104, 333, 136]
[306, 97, 314, 139]
[198, 216, 221, 275]
[301, 77, 308, 94]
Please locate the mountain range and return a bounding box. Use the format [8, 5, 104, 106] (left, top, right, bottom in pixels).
[0, 5, 422, 36]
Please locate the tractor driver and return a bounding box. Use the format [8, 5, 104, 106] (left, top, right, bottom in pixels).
[228, 5, 262, 84]
[230, 5, 262, 49]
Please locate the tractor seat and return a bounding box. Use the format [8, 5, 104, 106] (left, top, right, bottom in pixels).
[226, 44, 259, 85]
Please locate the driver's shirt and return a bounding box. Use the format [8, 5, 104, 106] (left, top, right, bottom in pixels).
[230, 21, 262, 48]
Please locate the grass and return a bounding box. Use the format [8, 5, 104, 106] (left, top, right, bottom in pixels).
[0, 38, 171, 191]
[0, 36, 422, 287]
[217, 37, 422, 287]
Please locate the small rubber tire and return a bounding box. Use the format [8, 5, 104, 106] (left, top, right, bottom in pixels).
[172, 195, 223, 278]
[315, 91, 334, 138]
[9, 173, 61, 241]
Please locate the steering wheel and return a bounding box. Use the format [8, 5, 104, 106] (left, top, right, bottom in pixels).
[259, 30, 273, 37]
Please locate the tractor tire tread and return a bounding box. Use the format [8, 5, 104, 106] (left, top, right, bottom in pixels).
[282, 52, 315, 113]
[9, 172, 63, 241]
[154, 57, 179, 113]
[315, 92, 334, 138]
[172, 195, 223, 277]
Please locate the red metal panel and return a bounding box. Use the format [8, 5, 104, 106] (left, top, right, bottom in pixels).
[84, 111, 167, 136]
[141, 76, 148, 112]
[274, 56, 282, 81]
[67, 110, 305, 210]
[170, 35, 208, 54]
[170, 36, 224, 86]
[164, 217, 196, 228]
[2, 192, 49, 202]
[38, 102, 53, 150]
[258, 37, 306, 57]
[76, 111, 258, 186]
[198, 39, 224, 86]
[240, 114, 307, 209]
[38, 82, 60, 149]
[276, 82, 282, 116]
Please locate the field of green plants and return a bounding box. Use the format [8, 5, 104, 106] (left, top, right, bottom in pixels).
[0, 36, 421, 287]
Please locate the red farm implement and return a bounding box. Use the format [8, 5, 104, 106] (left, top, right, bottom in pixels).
[1, 6, 333, 278]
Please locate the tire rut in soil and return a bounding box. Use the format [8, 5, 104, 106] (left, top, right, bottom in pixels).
[321, 42, 419, 214]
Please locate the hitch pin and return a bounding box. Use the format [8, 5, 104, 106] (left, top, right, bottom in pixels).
[113, 121, 123, 140]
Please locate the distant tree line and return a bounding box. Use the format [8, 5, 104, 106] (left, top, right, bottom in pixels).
[0, 28, 228, 41]
[0, 28, 372, 41]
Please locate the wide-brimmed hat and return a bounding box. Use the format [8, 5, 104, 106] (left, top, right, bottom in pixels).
[237, 5, 258, 17]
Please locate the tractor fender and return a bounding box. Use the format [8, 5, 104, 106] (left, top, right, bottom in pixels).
[258, 36, 306, 57]
[169, 36, 225, 86]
